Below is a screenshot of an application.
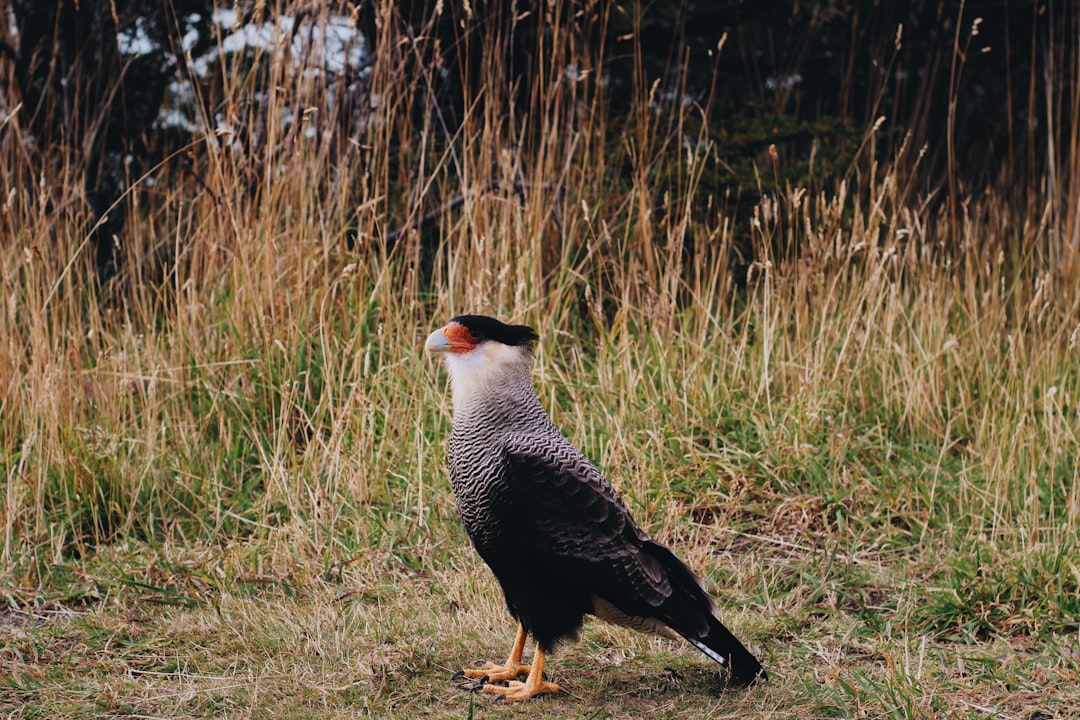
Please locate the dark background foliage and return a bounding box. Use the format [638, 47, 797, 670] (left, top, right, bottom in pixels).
[1, 0, 213, 277]
[1, 0, 1075, 278]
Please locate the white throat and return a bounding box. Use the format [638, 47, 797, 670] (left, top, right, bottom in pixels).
[442, 342, 534, 411]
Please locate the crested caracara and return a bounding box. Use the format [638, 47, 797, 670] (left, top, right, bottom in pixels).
[425, 315, 766, 702]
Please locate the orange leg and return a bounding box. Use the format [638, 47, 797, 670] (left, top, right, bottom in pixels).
[462, 624, 530, 683]
[481, 645, 560, 702]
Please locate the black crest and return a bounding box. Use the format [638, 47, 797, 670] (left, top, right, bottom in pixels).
[450, 315, 539, 349]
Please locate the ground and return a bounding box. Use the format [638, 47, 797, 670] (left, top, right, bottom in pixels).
[3, 537, 1076, 719]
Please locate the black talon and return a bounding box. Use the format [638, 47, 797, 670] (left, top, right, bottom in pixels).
[454, 673, 491, 693]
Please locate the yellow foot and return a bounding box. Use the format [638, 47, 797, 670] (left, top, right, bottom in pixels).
[454, 625, 559, 702]
[482, 678, 560, 703]
[462, 661, 530, 683]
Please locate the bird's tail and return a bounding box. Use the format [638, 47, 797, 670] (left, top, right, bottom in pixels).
[643, 541, 767, 685]
[676, 615, 767, 686]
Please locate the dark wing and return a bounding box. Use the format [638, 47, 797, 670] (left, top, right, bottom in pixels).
[504, 438, 766, 684]
[504, 437, 698, 616]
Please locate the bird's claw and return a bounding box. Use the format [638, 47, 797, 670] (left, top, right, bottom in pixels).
[488, 687, 524, 705]
[454, 673, 492, 692]
[482, 678, 560, 702]
[453, 660, 497, 691]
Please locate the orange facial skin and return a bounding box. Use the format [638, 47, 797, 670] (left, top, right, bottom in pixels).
[437, 322, 480, 353]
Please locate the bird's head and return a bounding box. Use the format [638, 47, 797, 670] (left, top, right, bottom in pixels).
[425, 315, 539, 397]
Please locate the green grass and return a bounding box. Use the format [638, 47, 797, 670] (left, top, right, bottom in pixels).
[4, 536, 1078, 718]
[3, 1, 1080, 717]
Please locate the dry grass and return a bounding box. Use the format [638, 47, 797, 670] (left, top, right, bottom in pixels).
[2, 1, 1079, 718]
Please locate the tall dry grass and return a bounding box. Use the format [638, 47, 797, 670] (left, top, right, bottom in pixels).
[0, 1, 1077, 630]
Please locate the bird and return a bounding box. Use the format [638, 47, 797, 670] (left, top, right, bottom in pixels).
[425, 314, 766, 702]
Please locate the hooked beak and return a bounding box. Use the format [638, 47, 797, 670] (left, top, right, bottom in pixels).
[425, 328, 451, 354]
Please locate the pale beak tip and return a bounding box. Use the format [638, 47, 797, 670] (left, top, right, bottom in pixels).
[425, 328, 450, 353]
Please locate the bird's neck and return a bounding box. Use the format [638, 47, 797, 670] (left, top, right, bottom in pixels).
[450, 368, 542, 424]
[442, 343, 537, 419]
